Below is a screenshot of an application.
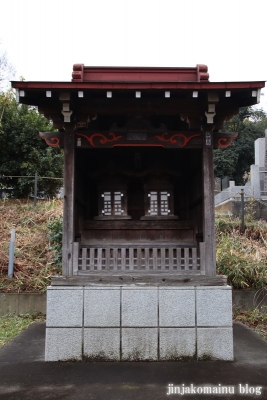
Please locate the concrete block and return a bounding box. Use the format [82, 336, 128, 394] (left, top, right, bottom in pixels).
[196, 287, 232, 327]
[255, 137, 265, 167]
[122, 328, 158, 360]
[46, 287, 83, 327]
[122, 288, 157, 327]
[84, 328, 120, 360]
[159, 288, 195, 326]
[159, 328, 196, 360]
[197, 328, 233, 361]
[250, 164, 260, 198]
[84, 288, 120, 327]
[45, 328, 82, 361]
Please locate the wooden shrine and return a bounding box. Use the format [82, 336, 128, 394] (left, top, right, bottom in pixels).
[12, 65, 265, 361]
[12, 64, 264, 283]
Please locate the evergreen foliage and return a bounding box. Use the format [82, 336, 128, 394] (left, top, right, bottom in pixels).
[47, 216, 63, 269]
[0, 92, 63, 197]
[214, 107, 267, 185]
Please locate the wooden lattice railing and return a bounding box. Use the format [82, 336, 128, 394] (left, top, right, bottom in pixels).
[73, 243, 205, 275]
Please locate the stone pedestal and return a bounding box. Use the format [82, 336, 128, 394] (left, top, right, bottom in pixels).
[45, 285, 233, 361]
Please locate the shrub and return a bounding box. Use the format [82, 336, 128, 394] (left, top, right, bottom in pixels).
[47, 217, 63, 271]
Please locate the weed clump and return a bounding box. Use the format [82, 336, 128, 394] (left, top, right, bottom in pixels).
[216, 215, 267, 289]
[234, 307, 267, 340]
[47, 217, 63, 270]
[0, 199, 63, 292]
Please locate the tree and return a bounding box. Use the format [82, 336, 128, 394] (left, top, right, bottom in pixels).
[0, 92, 63, 197]
[0, 46, 15, 89]
[214, 107, 267, 185]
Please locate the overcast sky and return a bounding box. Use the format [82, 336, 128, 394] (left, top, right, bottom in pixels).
[1, 0, 267, 109]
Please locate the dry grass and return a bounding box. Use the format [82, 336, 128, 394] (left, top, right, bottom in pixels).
[216, 216, 267, 258]
[0, 199, 63, 292]
[216, 216, 267, 288]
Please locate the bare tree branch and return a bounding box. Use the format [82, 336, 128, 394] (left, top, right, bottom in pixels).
[0, 47, 15, 89]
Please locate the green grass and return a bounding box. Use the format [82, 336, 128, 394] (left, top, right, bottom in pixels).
[0, 313, 45, 347]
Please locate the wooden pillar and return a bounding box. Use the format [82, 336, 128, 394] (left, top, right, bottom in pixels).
[62, 130, 75, 276]
[202, 132, 216, 276]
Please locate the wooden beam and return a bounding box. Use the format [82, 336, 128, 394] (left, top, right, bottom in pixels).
[62, 130, 75, 276]
[51, 274, 227, 286]
[202, 132, 216, 276]
[83, 220, 195, 230]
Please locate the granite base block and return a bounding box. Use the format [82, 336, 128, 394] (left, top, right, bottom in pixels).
[122, 288, 158, 327]
[84, 288, 120, 327]
[197, 327, 234, 361]
[159, 288, 195, 327]
[159, 328, 196, 360]
[196, 286, 233, 327]
[45, 328, 82, 361]
[84, 328, 120, 360]
[46, 287, 83, 327]
[122, 328, 158, 361]
[45, 285, 234, 361]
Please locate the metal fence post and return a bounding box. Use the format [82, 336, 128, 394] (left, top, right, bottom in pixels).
[240, 189, 245, 234]
[34, 172, 38, 206]
[8, 229, 15, 278]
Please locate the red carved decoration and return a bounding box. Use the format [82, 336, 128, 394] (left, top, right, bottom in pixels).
[218, 135, 238, 148]
[113, 144, 164, 147]
[76, 132, 123, 147]
[155, 132, 201, 147]
[40, 136, 60, 147]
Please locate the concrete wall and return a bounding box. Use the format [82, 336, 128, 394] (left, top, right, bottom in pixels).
[215, 199, 267, 220]
[1, 289, 266, 317]
[214, 186, 254, 207]
[0, 293, 46, 316]
[1, 290, 266, 316]
[45, 285, 233, 362]
[232, 289, 267, 312]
